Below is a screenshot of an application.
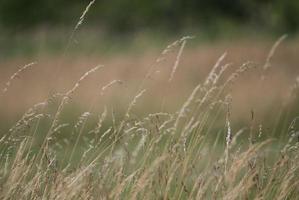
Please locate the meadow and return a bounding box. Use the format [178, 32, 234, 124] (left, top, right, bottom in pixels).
[0, 2, 299, 197]
[0, 31, 298, 200]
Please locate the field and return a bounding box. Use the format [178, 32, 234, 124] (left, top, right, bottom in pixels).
[0, 30, 299, 199]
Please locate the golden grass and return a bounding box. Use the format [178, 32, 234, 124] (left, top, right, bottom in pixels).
[0, 34, 298, 199]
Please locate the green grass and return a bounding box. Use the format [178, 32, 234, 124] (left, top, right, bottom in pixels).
[0, 35, 298, 199]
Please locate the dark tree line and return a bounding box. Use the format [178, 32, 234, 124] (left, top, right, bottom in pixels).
[0, 0, 298, 33]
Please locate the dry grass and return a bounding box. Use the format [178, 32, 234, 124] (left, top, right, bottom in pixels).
[0, 34, 298, 200]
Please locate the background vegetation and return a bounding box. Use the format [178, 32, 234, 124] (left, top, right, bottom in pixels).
[0, 0, 299, 34]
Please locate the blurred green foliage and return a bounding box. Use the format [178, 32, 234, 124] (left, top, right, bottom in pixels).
[0, 0, 298, 34]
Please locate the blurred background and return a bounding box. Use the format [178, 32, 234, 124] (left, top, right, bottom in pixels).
[0, 0, 299, 135]
[1, 0, 299, 57]
[1, 0, 299, 34]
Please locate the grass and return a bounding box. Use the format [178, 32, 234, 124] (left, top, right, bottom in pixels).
[0, 1, 298, 198]
[0, 34, 298, 200]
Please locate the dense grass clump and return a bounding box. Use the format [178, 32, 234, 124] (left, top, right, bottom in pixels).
[0, 35, 298, 200]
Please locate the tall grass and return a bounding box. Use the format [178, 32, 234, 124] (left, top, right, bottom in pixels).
[0, 34, 298, 200]
[0, 2, 298, 199]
